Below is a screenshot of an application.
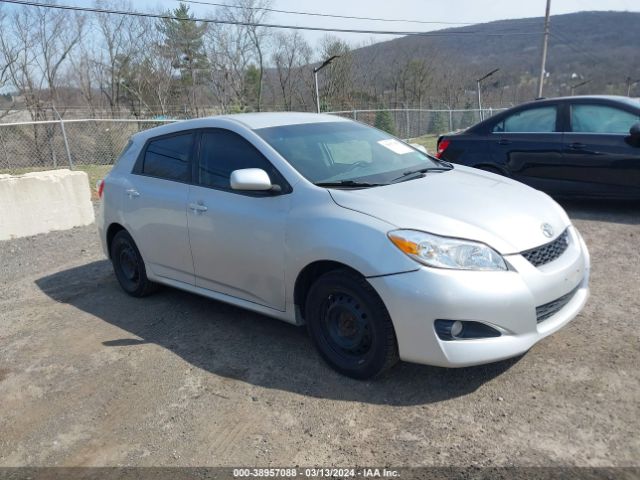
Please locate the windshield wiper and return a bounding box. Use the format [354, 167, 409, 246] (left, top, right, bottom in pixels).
[314, 180, 387, 188]
[390, 166, 453, 184]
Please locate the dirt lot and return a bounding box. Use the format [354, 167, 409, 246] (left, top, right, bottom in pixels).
[0, 200, 639, 467]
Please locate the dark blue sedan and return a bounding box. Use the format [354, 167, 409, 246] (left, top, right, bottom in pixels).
[437, 95, 640, 199]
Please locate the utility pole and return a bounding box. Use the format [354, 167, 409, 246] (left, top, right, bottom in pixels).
[536, 0, 552, 99]
[313, 55, 340, 114]
[476, 68, 499, 121]
[627, 76, 640, 97]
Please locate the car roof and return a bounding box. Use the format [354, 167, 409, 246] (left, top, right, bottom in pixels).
[131, 112, 350, 142]
[525, 95, 639, 107]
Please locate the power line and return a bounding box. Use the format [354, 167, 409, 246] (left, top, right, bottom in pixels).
[180, 0, 549, 27]
[0, 0, 544, 38]
[550, 31, 601, 65]
[180, 0, 477, 25]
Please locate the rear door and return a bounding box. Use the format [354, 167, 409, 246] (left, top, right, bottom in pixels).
[489, 104, 564, 192]
[123, 131, 195, 285]
[561, 103, 640, 198]
[186, 128, 290, 311]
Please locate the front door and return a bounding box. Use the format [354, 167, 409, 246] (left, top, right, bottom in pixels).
[561, 103, 640, 198]
[187, 129, 290, 311]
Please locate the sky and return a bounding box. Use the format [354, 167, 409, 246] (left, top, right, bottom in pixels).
[3, 0, 640, 50]
[146, 0, 640, 47]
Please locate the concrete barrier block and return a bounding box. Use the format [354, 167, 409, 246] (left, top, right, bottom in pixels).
[0, 169, 95, 241]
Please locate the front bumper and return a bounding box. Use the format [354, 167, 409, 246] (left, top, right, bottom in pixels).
[368, 226, 590, 367]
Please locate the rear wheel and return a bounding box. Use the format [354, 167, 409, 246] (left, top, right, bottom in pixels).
[305, 269, 399, 379]
[110, 230, 158, 297]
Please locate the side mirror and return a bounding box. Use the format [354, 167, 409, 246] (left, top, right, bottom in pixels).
[230, 168, 277, 192]
[630, 122, 640, 139]
[410, 143, 428, 154]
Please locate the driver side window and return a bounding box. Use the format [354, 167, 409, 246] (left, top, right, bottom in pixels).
[493, 106, 557, 133]
[571, 104, 640, 134]
[198, 129, 285, 191]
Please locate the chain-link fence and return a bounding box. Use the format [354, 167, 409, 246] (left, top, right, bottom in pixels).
[0, 119, 174, 170]
[0, 108, 505, 171]
[330, 108, 506, 139]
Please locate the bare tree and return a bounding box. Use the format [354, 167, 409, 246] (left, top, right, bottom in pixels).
[271, 32, 312, 110]
[92, 0, 144, 117]
[119, 17, 176, 117]
[212, 0, 271, 111]
[0, 8, 19, 119]
[1, 4, 84, 121]
[204, 12, 254, 112]
[317, 35, 353, 111]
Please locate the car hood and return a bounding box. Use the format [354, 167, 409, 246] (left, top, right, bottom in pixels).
[328, 166, 571, 254]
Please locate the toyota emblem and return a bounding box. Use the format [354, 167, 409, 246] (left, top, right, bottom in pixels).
[541, 223, 554, 238]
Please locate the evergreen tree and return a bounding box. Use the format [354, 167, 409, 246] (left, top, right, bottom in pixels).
[243, 65, 261, 111]
[430, 111, 448, 134]
[158, 3, 208, 114]
[375, 110, 396, 136]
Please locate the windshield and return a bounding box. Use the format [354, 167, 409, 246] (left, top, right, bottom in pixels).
[255, 121, 442, 185]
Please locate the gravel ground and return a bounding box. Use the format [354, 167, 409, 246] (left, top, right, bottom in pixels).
[0, 200, 638, 467]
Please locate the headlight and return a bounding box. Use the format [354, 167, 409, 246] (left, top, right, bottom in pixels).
[388, 230, 507, 271]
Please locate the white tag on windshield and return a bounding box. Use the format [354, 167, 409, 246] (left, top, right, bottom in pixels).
[377, 139, 414, 155]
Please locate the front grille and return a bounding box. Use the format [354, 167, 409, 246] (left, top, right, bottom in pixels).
[521, 229, 569, 267]
[536, 286, 579, 323]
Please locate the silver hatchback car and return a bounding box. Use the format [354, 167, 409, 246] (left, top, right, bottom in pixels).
[97, 113, 590, 379]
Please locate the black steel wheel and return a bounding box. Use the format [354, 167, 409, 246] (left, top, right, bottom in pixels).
[110, 230, 158, 297]
[305, 269, 399, 379]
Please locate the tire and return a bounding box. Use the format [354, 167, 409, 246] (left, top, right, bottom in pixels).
[305, 269, 399, 379]
[110, 230, 158, 297]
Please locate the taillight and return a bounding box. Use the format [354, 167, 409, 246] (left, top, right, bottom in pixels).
[436, 138, 451, 159]
[97, 179, 105, 199]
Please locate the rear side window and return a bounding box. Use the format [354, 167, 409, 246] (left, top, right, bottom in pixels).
[571, 104, 640, 134]
[493, 106, 557, 133]
[141, 132, 193, 182]
[198, 129, 283, 190]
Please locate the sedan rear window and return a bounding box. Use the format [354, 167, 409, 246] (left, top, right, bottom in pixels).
[493, 106, 557, 133]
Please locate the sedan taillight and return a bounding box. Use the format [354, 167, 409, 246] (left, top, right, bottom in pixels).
[436, 139, 450, 159]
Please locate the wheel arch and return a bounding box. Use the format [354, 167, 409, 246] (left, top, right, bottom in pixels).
[293, 260, 365, 321]
[106, 222, 127, 259]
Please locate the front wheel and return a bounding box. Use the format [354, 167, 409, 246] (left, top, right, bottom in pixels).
[305, 270, 399, 379]
[110, 230, 158, 297]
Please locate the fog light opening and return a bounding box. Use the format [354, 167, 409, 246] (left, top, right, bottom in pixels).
[434, 319, 502, 341]
[450, 320, 463, 338]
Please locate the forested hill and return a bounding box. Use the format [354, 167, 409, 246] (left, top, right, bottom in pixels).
[348, 11, 640, 103]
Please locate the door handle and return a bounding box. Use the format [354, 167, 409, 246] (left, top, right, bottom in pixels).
[498, 139, 511, 145]
[126, 188, 140, 198]
[189, 202, 208, 213]
[569, 142, 586, 150]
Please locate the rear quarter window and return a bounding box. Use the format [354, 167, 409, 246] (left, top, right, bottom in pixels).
[139, 132, 193, 182]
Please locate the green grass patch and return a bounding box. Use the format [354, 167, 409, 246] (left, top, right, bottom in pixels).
[408, 134, 439, 154]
